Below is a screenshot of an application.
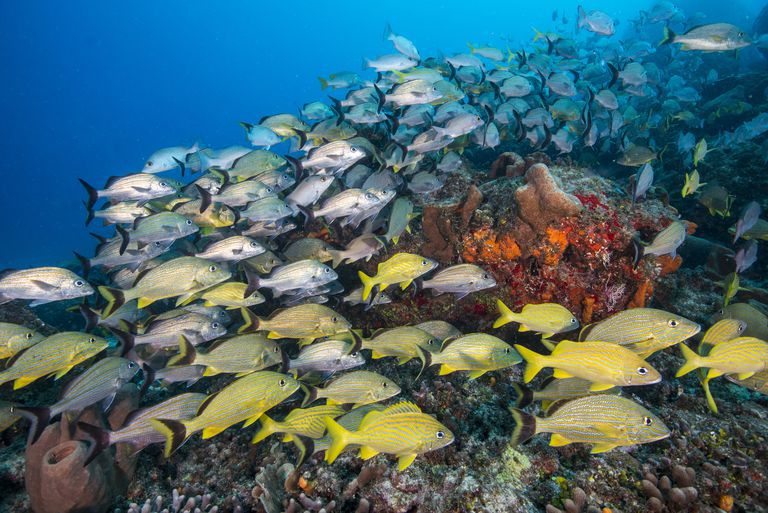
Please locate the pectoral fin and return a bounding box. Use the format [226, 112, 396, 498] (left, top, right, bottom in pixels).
[399, 279, 413, 290]
[13, 375, 39, 390]
[397, 453, 417, 470]
[359, 446, 380, 460]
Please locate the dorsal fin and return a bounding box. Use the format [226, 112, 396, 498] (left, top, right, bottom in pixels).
[550, 339, 577, 356]
[357, 410, 385, 431]
[105, 176, 123, 188]
[382, 401, 422, 415]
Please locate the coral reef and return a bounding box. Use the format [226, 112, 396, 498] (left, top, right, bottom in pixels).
[514, 163, 583, 234]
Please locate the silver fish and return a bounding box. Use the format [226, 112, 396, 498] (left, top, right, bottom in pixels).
[0, 267, 93, 306]
[194, 236, 266, 262]
[420, 264, 497, 299]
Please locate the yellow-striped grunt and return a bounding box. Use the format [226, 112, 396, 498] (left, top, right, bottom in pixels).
[251, 404, 346, 444]
[358, 253, 438, 301]
[168, 334, 282, 377]
[324, 401, 454, 470]
[362, 326, 438, 368]
[415, 320, 462, 342]
[239, 304, 351, 342]
[696, 319, 747, 413]
[0, 322, 45, 360]
[676, 337, 768, 380]
[151, 371, 301, 457]
[427, 333, 521, 379]
[0, 332, 108, 390]
[579, 307, 700, 358]
[511, 377, 620, 408]
[304, 370, 400, 408]
[515, 340, 661, 391]
[510, 395, 669, 453]
[181, 281, 266, 309]
[726, 369, 768, 394]
[494, 300, 579, 337]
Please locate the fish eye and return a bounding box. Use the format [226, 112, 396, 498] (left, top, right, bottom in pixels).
[668, 319, 679, 327]
[88, 337, 96, 343]
[504, 347, 511, 353]
[209, 265, 217, 272]
[212, 322, 220, 329]
[643, 416, 653, 426]
[320, 177, 327, 182]
[186, 219, 193, 225]
[436, 430, 445, 439]
[331, 316, 338, 322]
[351, 146, 359, 153]
[154, 241, 162, 247]
[279, 379, 287, 387]
[74, 280, 85, 287]
[571, 317, 578, 324]
[25, 332, 33, 339]
[382, 381, 388, 387]
[274, 346, 280, 352]
[250, 241, 259, 247]
[350, 352, 358, 357]
[482, 273, 489, 279]
[637, 367, 648, 375]
[324, 268, 331, 273]
[266, 187, 274, 193]
[128, 361, 137, 368]
[421, 260, 428, 266]
[159, 181, 166, 186]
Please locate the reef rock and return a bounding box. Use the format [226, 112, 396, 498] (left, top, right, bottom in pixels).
[514, 163, 583, 234]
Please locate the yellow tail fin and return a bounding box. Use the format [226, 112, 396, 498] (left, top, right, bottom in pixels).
[323, 416, 351, 464]
[493, 299, 516, 328]
[251, 414, 279, 444]
[358, 271, 375, 301]
[675, 344, 702, 377]
[515, 344, 547, 383]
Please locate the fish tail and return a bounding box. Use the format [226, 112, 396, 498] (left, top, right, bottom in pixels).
[509, 408, 537, 446]
[660, 26, 676, 46]
[514, 344, 547, 383]
[701, 377, 719, 414]
[318, 77, 328, 90]
[301, 384, 318, 407]
[168, 336, 196, 366]
[493, 299, 516, 328]
[631, 237, 645, 267]
[323, 416, 351, 464]
[150, 419, 189, 458]
[73, 252, 91, 280]
[13, 406, 50, 445]
[675, 343, 702, 377]
[358, 271, 375, 301]
[292, 435, 315, 469]
[78, 178, 98, 212]
[243, 268, 260, 298]
[328, 250, 344, 269]
[115, 225, 130, 256]
[576, 5, 586, 30]
[78, 301, 100, 332]
[109, 327, 135, 357]
[251, 414, 278, 445]
[413, 345, 432, 382]
[511, 383, 534, 408]
[98, 286, 125, 319]
[238, 307, 261, 334]
[76, 421, 111, 466]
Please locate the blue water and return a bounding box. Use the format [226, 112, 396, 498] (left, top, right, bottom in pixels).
[0, 0, 762, 269]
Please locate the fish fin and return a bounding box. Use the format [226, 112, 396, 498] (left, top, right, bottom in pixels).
[518, 325, 531, 332]
[514, 345, 546, 383]
[202, 425, 228, 438]
[282, 433, 294, 443]
[737, 371, 755, 380]
[508, 407, 536, 446]
[137, 297, 155, 309]
[702, 378, 719, 414]
[358, 271, 375, 301]
[590, 442, 618, 454]
[359, 445, 380, 460]
[659, 26, 676, 46]
[238, 307, 261, 334]
[76, 421, 110, 465]
[467, 370, 487, 379]
[675, 343, 702, 377]
[13, 406, 51, 445]
[438, 364, 455, 376]
[323, 416, 351, 464]
[98, 286, 125, 319]
[549, 433, 571, 447]
[371, 351, 384, 359]
[493, 299, 515, 328]
[395, 355, 412, 364]
[552, 369, 574, 379]
[242, 413, 262, 428]
[78, 178, 99, 211]
[392, 235, 400, 245]
[399, 279, 413, 291]
[297, 337, 315, 347]
[593, 423, 624, 438]
[511, 383, 533, 408]
[588, 383, 615, 392]
[398, 453, 417, 470]
[53, 366, 74, 380]
[539, 338, 556, 352]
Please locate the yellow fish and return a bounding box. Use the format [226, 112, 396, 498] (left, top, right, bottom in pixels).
[251, 404, 346, 444]
[515, 340, 661, 391]
[239, 304, 351, 343]
[494, 300, 579, 337]
[0, 322, 45, 360]
[358, 253, 438, 301]
[427, 333, 521, 379]
[676, 337, 768, 380]
[681, 169, 706, 198]
[696, 319, 746, 413]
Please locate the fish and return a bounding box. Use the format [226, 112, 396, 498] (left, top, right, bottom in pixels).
[726, 370, 768, 394]
[142, 143, 199, 173]
[0, 332, 108, 390]
[0, 267, 93, 306]
[384, 197, 416, 244]
[98, 257, 231, 316]
[116, 212, 198, 254]
[510, 395, 669, 453]
[696, 319, 747, 413]
[384, 24, 420, 61]
[631, 163, 653, 203]
[77, 393, 206, 464]
[18, 357, 140, 442]
[252, 404, 347, 445]
[240, 122, 282, 149]
[310, 188, 385, 224]
[194, 236, 266, 262]
[676, 337, 768, 380]
[365, 54, 417, 72]
[168, 334, 282, 377]
[358, 253, 438, 301]
[721, 272, 742, 307]
[733, 201, 761, 243]
[616, 144, 656, 167]
[285, 175, 335, 210]
[324, 401, 454, 470]
[415, 321, 462, 342]
[698, 185, 733, 218]
[579, 307, 700, 358]
[87, 201, 152, 227]
[661, 24, 751, 51]
[342, 288, 392, 309]
[303, 370, 400, 408]
[515, 340, 661, 391]
[0, 323, 45, 360]
[420, 264, 497, 299]
[407, 172, 444, 194]
[116, 312, 226, 350]
[248, 259, 337, 297]
[511, 377, 620, 409]
[577, 5, 615, 36]
[493, 300, 579, 337]
[282, 238, 335, 263]
[240, 197, 294, 223]
[79, 175, 179, 213]
[634, 221, 686, 262]
[243, 250, 284, 274]
[184, 281, 265, 309]
[426, 333, 521, 379]
[693, 138, 709, 167]
[362, 326, 437, 370]
[286, 338, 365, 375]
[681, 170, 705, 198]
[151, 371, 301, 457]
[0, 401, 21, 434]
[239, 304, 351, 341]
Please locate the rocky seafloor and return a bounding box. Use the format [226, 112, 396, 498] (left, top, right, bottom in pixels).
[1, 154, 767, 513]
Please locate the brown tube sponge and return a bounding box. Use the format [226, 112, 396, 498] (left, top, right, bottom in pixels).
[514, 163, 583, 233]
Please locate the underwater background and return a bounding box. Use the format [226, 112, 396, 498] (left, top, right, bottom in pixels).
[1, 1, 768, 513]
